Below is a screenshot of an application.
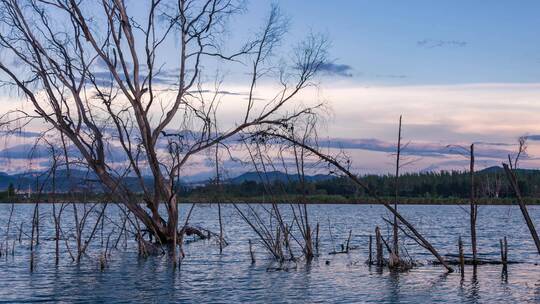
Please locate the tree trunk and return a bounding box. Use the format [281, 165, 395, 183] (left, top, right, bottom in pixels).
[393, 115, 402, 259]
[470, 144, 477, 264]
[503, 163, 540, 254]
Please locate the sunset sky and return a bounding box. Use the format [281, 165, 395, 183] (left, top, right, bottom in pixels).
[1, 0, 540, 178]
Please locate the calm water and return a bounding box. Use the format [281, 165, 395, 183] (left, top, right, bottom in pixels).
[1, 203, 540, 303]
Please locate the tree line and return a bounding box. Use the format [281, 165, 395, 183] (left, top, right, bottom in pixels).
[182, 168, 540, 200]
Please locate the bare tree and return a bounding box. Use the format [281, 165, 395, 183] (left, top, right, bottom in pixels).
[0, 1, 328, 245]
[234, 120, 321, 264]
[391, 115, 402, 266]
[503, 137, 540, 255]
[469, 144, 477, 264]
[257, 128, 454, 272]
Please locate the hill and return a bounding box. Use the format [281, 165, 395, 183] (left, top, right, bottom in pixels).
[228, 171, 332, 184]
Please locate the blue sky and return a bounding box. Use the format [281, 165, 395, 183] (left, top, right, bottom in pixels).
[234, 0, 540, 85]
[126, 0, 540, 85]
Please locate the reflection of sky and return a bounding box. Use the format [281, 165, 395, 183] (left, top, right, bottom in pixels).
[1, 204, 540, 302]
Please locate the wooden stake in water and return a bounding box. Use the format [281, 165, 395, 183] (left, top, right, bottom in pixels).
[249, 239, 255, 264]
[499, 236, 508, 266]
[459, 236, 464, 276]
[375, 226, 383, 266]
[346, 229, 352, 253]
[315, 222, 320, 255]
[368, 235, 373, 265]
[499, 236, 508, 281]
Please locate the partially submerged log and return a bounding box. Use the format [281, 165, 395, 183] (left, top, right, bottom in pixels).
[182, 226, 228, 246]
[183, 226, 208, 239]
[138, 238, 163, 256]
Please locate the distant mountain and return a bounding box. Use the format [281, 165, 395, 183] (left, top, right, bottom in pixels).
[478, 166, 503, 173]
[227, 171, 333, 184]
[477, 166, 539, 174]
[0, 169, 101, 192]
[2, 165, 536, 193]
[0, 169, 333, 192]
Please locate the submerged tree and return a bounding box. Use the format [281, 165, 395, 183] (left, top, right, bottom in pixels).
[0, 0, 328, 245]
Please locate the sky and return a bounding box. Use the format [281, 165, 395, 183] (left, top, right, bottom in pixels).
[249, 0, 540, 85]
[1, 0, 540, 178]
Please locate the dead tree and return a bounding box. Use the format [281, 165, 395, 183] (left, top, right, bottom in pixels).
[375, 226, 383, 266]
[391, 115, 402, 265]
[263, 131, 454, 272]
[502, 137, 540, 255]
[446, 143, 478, 264]
[233, 133, 320, 263]
[0, 1, 328, 245]
[470, 144, 478, 264]
[458, 236, 464, 275]
[503, 165, 540, 254]
[214, 144, 225, 253]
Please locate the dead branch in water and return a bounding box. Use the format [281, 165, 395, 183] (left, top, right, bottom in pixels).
[470, 144, 478, 264]
[500, 236, 508, 267]
[459, 236, 464, 275]
[214, 144, 227, 253]
[368, 235, 373, 265]
[375, 226, 383, 266]
[502, 138, 540, 255]
[233, 138, 319, 264]
[260, 131, 454, 272]
[502, 164, 540, 254]
[392, 115, 402, 262]
[3, 202, 14, 259]
[249, 239, 256, 264]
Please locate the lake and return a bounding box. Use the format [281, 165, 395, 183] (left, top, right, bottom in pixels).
[0, 203, 539, 303]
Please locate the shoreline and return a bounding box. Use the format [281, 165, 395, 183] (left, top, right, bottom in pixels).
[1, 195, 538, 205]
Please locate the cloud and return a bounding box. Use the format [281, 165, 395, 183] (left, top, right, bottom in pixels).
[374, 74, 408, 79]
[525, 135, 540, 141]
[318, 137, 518, 159]
[0, 144, 50, 159]
[0, 130, 41, 138]
[417, 39, 467, 49]
[0, 143, 129, 162]
[419, 159, 486, 173]
[188, 89, 246, 96]
[86, 60, 180, 87]
[318, 62, 353, 77]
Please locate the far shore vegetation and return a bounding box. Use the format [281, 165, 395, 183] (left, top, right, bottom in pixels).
[3, 167, 540, 205]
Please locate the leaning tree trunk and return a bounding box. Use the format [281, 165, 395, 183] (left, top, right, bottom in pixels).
[271, 133, 454, 272]
[503, 163, 540, 254]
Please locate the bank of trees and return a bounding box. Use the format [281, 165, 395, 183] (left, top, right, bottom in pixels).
[184, 168, 540, 200]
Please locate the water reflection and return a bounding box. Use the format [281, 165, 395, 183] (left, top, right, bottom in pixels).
[0, 204, 540, 303]
[386, 270, 401, 303]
